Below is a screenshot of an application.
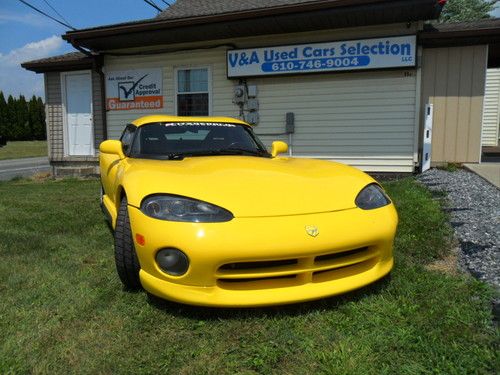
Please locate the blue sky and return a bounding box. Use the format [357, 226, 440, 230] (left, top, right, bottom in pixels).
[492, 4, 500, 17]
[0, 0, 499, 99]
[0, 0, 166, 98]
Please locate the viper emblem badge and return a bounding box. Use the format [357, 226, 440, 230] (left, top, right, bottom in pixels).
[305, 225, 319, 237]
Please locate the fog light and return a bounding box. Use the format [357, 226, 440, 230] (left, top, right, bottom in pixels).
[155, 248, 189, 276]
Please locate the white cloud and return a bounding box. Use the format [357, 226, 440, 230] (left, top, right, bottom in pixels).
[0, 36, 66, 98]
[0, 35, 63, 66]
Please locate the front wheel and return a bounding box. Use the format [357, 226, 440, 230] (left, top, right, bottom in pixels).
[114, 197, 142, 290]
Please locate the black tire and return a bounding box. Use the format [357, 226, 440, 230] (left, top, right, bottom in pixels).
[114, 197, 142, 290]
[99, 185, 104, 206]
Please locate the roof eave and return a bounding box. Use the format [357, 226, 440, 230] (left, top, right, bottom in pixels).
[21, 59, 94, 73]
[63, 0, 442, 50]
[420, 26, 500, 47]
[62, 0, 392, 41]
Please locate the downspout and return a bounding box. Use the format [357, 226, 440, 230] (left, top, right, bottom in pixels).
[71, 43, 108, 141]
[93, 55, 108, 140]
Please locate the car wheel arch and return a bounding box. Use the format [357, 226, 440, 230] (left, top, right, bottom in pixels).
[114, 196, 142, 290]
[116, 185, 126, 210]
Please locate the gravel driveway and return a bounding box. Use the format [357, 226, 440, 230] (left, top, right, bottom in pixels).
[418, 168, 499, 289]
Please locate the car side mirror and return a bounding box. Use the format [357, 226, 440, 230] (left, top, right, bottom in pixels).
[271, 141, 289, 158]
[100, 140, 125, 159]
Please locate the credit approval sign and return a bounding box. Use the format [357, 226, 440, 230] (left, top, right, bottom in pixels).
[227, 35, 416, 78]
[106, 68, 163, 111]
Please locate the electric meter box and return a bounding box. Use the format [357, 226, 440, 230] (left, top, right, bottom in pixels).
[246, 98, 259, 111]
[247, 85, 258, 98]
[233, 85, 245, 104]
[244, 112, 259, 125]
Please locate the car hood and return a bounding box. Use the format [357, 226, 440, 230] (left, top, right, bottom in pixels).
[123, 156, 375, 217]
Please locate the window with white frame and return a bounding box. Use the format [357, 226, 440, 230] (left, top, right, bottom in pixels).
[176, 67, 210, 116]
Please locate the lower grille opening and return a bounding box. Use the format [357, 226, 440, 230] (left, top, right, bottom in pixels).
[312, 258, 377, 283]
[219, 258, 298, 271]
[217, 274, 298, 290]
[216, 246, 379, 290]
[313, 263, 358, 276]
[315, 247, 369, 263]
[218, 274, 297, 283]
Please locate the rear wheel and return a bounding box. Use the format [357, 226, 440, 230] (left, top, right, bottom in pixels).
[114, 197, 142, 290]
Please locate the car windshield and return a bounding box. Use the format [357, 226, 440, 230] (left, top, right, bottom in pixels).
[129, 122, 270, 160]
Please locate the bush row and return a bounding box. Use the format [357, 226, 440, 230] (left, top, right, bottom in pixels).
[0, 91, 46, 141]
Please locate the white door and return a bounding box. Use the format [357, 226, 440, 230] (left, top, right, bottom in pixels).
[64, 72, 93, 155]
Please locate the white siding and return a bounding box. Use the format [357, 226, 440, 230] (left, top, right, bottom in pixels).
[482, 68, 500, 147]
[103, 24, 418, 172]
[249, 71, 416, 172]
[45, 72, 63, 160]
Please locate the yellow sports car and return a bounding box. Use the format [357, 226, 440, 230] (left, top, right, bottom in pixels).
[99, 115, 397, 307]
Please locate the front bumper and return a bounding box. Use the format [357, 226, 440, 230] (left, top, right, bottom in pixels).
[128, 204, 398, 307]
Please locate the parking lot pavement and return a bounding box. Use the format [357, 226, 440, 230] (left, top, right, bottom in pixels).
[464, 163, 500, 189]
[0, 157, 50, 181]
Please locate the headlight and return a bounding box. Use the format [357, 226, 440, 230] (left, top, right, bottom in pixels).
[355, 184, 391, 210]
[141, 195, 233, 222]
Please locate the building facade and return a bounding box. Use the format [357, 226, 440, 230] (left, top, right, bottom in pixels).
[22, 0, 500, 175]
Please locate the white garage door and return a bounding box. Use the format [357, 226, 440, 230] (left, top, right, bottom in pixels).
[253, 70, 417, 172]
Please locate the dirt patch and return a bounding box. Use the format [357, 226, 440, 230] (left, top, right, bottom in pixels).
[31, 172, 52, 181]
[425, 244, 460, 276]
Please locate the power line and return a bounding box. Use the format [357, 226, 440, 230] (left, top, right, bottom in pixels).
[143, 0, 163, 12]
[148, 0, 163, 12]
[17, 0, 76, 30]
[42, 0, 73, 28]
[160, 0, 171, 6]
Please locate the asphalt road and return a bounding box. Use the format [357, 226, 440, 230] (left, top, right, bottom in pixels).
[0, 157, 50, 181]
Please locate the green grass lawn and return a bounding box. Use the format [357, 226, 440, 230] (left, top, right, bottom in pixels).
[0, 177, 497, 374]
[0, 140, 47, 160]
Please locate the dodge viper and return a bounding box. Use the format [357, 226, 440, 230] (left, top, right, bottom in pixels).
[99, 115, 398, 307]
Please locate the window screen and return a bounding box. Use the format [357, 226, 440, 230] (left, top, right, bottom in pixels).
[177, 68, 209, 116]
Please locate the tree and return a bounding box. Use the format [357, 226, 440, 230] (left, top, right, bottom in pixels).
[6, 95, 16, 140]
[29, 96, 46, 140]
[37, 97, 46, 140]
[28, 96, 39, 139]
[0, 92, 6, 138]
[16, 95, 30, 141]
[440, 0, 498, 22]
[0, 92, 46, 141]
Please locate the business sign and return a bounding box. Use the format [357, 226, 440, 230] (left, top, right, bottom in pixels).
[227, 35, 416, 78]
[106, 68, 163, 111]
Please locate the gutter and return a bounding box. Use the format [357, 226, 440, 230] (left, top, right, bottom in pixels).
[21, 59, 93, 73]
[93, 55, 108, 141]
[420, 28, 500, 40]
[419, 23, 500, 47]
